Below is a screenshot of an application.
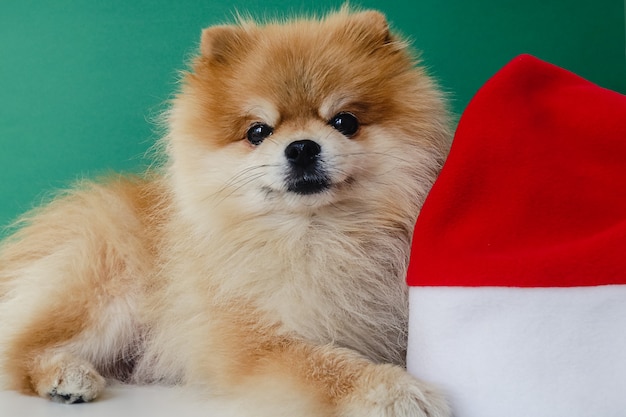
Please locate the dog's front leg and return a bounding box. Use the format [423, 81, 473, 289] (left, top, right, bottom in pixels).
[190, 329, 450, 417]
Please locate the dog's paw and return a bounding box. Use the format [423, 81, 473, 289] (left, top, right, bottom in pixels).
[32, 353, 106, 404]
[46, 361, 106, 404]
[340, 364, 450, 417]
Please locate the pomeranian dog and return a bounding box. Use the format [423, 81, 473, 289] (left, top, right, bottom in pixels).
[0, 9, 451, 417]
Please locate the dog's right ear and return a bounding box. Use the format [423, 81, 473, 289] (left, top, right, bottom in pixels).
[200, 25, 249, 64]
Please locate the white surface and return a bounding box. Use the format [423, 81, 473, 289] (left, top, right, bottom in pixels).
[0, 384, 211, 417]
[407, 285, 626, 417]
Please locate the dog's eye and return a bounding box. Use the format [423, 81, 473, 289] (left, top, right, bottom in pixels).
[247, 123, 273, 145]
[329, 112, 359, 137]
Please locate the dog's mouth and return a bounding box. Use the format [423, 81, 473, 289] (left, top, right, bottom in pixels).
[286, 175, 331, 195]
[260, 172, 355, 204]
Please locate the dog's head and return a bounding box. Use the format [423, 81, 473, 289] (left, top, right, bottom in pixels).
[165, 9, 450, 225]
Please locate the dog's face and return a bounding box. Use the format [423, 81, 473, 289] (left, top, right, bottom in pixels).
[166, 10, 450, 222]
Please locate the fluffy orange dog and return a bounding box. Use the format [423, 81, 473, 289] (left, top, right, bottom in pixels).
[0, 9, 451, 417]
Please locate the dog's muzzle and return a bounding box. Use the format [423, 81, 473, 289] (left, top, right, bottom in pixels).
[284, 140, 331, 195]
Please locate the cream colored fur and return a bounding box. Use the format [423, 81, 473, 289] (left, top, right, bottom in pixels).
[0, 9, 451, 417]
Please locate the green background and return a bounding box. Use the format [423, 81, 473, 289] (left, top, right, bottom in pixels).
[1, 0, 625, 229]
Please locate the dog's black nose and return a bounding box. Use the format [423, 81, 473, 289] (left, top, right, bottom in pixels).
[284, 140, 330, 195]
[284, 140, 321, 168]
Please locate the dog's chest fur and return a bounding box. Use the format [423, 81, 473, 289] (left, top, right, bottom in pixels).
[158, 207, 411, 366]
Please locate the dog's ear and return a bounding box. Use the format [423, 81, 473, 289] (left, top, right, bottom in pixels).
[200, 25, 250, 64]
[345, 10, 394, 48]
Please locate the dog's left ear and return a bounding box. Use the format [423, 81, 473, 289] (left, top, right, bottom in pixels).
[346, 10, 394, 48]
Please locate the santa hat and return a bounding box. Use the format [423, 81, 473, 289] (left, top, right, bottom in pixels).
[406, 54, 626, 417]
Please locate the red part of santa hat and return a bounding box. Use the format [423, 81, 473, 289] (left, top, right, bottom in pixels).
[407, 54, 626, 288]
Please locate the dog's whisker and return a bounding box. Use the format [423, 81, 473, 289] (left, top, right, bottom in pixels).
[210, 172, 267, 205]
[210, 164, 278, 200]
[218, 165, 271, 190]
[332, 151, 417, 166]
